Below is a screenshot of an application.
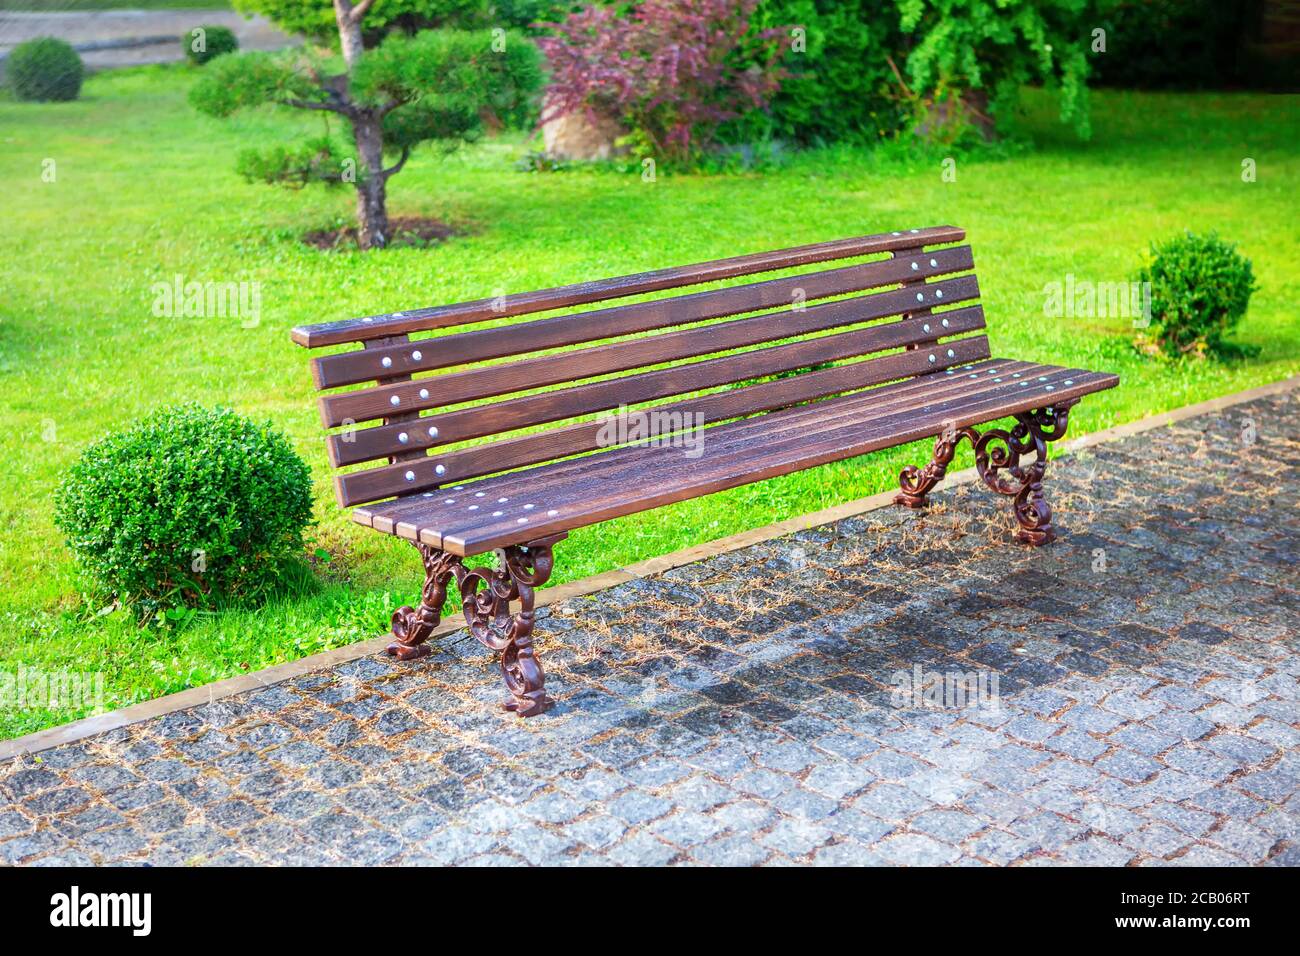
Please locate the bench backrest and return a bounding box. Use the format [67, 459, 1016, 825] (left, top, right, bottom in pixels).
[291, 226, 988, 508]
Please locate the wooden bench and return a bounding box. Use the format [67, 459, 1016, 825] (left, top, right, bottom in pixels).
[291, 226, 1118, 716]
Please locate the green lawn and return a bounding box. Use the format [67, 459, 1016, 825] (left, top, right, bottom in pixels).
[1, 64, 1297, 740]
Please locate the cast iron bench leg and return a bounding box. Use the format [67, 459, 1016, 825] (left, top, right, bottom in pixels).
[895, 401, 1079, 546]
[386, 536, 563, 717]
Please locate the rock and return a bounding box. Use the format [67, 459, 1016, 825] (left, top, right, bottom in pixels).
[541, 101, 626, 161]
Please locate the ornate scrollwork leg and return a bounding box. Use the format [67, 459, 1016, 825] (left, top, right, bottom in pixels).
[387, 543, 463, 660]
[895, 427, 977, 509]
[895, 402, 1077, 545]
[452, 535, 564, 718]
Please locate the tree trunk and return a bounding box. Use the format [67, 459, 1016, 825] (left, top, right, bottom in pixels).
[351, 110, 389, 250]
[335, 1, 390, 250]
[334, 1, 365, 70]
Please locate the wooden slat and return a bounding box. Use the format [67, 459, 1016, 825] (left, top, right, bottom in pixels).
[355, 354, 1034, 537]
[291, 226, 966, 348]
[347, 302, 984, 445]
[437, 366, 1119, 554]
[376, 358, 1048, 539]
[320, 273, 982, 428]
[333, 312, 988, 506]
[340, 325, 987, 512]
[331, 270, 977, 435]
[433, 365, 1072, 550]
[311, 245, 976, 390]
[327, 274, 982, 463]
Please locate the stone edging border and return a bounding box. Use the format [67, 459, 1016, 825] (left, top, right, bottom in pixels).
[3, 375, 1295, 761]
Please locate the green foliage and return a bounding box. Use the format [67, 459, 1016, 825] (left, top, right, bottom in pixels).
[236, 135, 355, 187]
[230, 0, 565, 45]
[734, 0, 1093, 144]
[1139, 232, 1258, 359]
[7, 37, 84, 103]
[352, 28, 545, 137]
[187, 49, 324, 118]
[737, 1, 904, 146]
[53, 404, 314, 615]
[183, 24, 240, 66]
[190, 31, 543, 185]
[897, 0, 1092, 139]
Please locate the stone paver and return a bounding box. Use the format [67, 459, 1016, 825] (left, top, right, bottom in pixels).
[2, 390, 1298, 865]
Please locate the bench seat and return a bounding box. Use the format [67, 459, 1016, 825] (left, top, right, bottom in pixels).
[355, 358, 1117, 555]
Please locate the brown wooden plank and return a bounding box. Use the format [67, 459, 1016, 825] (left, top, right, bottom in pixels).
[320, 274, 982, 428]
[439, 368, 1119, 554]
[379, 356, 1050, 546]
[311, 245, 976, 389]
[417, 359, 1061, 546]
[352, 353, 1028, 536]
[347, 271, 983, 418]
[332, 314, 989, 505]
[327, 277, 984, 463]
[418, 341, 1003, 495]
[420, 365, 1110, 553]
[355, 355, 1033, 539]
[291, 226, 966, 348]
[357, 351, 1024, 538]
[348, 337, 1003, 519]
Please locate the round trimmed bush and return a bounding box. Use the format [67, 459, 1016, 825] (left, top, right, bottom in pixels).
[54, 404, 313, 613]
[183, 25, 239, 66]
[1139, 231, 1257, 358]
[7, 37, 84, 103]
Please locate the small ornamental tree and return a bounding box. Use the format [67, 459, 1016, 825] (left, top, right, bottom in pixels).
[539, 0, 790, 164]
[190, 2, 543, 249]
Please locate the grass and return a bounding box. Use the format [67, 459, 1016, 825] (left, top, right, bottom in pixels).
[1, 63, 1297, 740]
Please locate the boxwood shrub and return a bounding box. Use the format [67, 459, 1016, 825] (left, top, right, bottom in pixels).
[183, 25, 239, 66]
[8, 37, 84, 103]
[1140, 232, 1257, 358]
[54, 404, 313, 614]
